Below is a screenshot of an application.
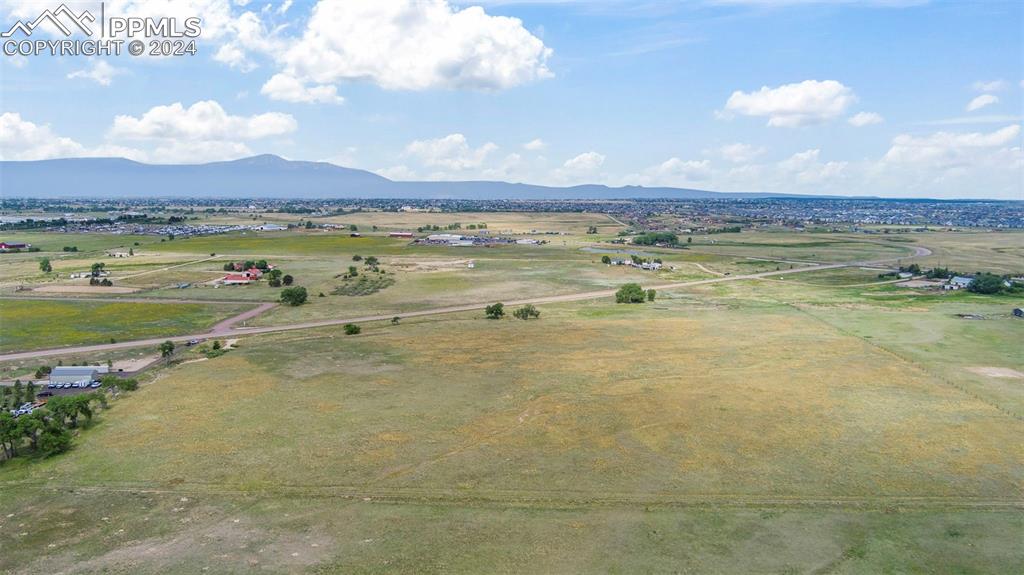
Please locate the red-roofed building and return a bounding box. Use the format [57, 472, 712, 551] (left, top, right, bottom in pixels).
[0, 242, 30, 251]
[222, 273, 253, 285]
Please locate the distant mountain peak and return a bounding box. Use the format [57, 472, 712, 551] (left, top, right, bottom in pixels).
[0, 156, 802, 200]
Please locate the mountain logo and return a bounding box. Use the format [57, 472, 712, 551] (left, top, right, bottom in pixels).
[1, 4, 96, 38]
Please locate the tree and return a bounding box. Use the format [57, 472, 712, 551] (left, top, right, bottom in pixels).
[129, 248, 134, 256]
[212, 340, 222, 350]
[90, 262, 105, 276]
[37, 425, 72, 456]
[349, 224, 358, 231]
[0, 412, 19, 459]
[391, 316, 401, 325]
[280, 286, 308, 306]
[687, 236, 693, 244]
[647, 289, 656, 302]
[39, 258, 52, 273]
[632, 232, 679, 246]
[365, 256, 379, 267]
[352, 255, 363, 261]
[282, 274, 294, 286]
[513, 304, 541, 320]
[601, 255, 612, 264]
[347, 265, 359, 277]
[159, 340, 175, 358]
[18, 411, 46, 451]
[615, 283, 646, 304]
[344, 323, 361, 335]
[485, 303, 505, 319]
[968, 273, 1005, 294]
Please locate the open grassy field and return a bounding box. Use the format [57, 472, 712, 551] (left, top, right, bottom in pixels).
[0, 298, 249, 352]
[687, 231, 916, 263]
[903, 230, 1024, 274]
[1, 275, 1021, 573]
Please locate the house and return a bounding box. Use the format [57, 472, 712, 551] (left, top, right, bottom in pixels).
[946, 276, 974, 290]
[467, 261, 475, 269]
[0, 241, 29, 251]
[50, 366, 108, 385]
[222, 273, 253, 285]
[897, 272, 914, 279]
[255, 224, 287, 231]
[108, 251, 131, 258]
[389, 232, 415, 238]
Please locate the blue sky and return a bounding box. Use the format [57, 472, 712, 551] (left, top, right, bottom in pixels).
[1, 0, 1021, 199]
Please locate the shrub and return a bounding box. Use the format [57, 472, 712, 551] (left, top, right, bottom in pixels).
[280, 286, 308, 306]
[615, 283, 646, 304]
[344, 323, 361, 335]
[513, 304, 541, 320]
[485, 302, 505, 319]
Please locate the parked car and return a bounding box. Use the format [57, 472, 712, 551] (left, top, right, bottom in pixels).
[186, 339, 201, 346]
[89, 382, 101, 388]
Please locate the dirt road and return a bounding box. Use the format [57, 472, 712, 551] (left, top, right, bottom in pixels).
[0, 261, 849, 362]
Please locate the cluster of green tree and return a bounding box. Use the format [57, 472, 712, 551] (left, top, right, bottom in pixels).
[586, 226, 599, 234]
[968, 273, 1019, 295]
[343, 324, 361, 335]
[2, 381, 39, 410]
[707, 226, 743, 234]
[483, 303, 542, 320]
[632, 232, 679, 246]
[62, 246, 78, 252]
[89, 262, 113, 285]
[513, 304, 541, 320]
[280, 286, 308, 306]
[222, 260, 272, 271]
[100, 375, 139, 392]
[615, 283, 656, 303]
[485, 303, 505, 319]
[466, 223, 488, 230]
[0, 392, 108, 460]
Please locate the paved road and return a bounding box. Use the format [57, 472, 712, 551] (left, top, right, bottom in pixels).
[0, 245, 931, 362]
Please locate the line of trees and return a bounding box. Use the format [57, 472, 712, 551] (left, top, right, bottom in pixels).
[0, 392, 107, 460]
[632, 232, 679, 246]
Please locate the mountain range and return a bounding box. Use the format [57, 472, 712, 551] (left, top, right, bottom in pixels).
[1, 154, 803, 200]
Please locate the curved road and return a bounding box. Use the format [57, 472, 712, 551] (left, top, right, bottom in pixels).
[0, 245, 933, 362]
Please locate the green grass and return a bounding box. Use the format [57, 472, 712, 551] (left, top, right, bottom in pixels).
[331, 274, 396, 296]
[0, 299, 250, 352]
[1, 225, 1021, 573]
[2, 282, 1022, 572]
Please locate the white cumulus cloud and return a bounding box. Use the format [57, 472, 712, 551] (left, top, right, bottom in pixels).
[67, 60, 125, 86]
[972, 79, 1007, 92]
[260, 73, 344, 104]
[966, 94, 998, 112]
[523, 138, 547, 151]
[0, 112, 86, 160]
[404, 133, 498, 171]
[718, 143, 765, 163]
[272, 0, 552, 96]
[109, 100, 296, 140]
[723, 80, 856, 127]
[848, 111, 884, 127]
